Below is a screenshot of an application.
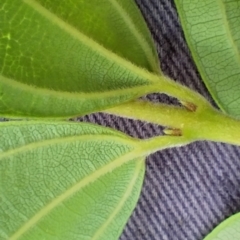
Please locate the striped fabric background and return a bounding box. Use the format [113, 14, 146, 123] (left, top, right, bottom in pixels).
[80, 0, 240, 239]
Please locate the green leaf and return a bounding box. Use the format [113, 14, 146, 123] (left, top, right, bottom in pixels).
[174, 0, 240, 117]
[0, 0, 161, 118]
[0, 121, 190, 240]
[0, 121, 146, 240]
[204, 213, 240, 240]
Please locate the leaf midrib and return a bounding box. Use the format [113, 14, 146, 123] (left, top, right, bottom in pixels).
[0, 74, 159, 118]
[107, 0, 160, 73]
[0, 74, 153, 99]
[5, 0, 190, 112]
[91, 159, 143, 240]
[7, 137, 144, 240]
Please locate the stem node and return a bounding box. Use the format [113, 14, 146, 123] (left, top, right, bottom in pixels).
[181, 101, 197, 112]
[164, 128, 182, 136]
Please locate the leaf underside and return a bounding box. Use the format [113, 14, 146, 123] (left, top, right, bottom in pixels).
[0, 121, 145, 240]
[204, 213, 240, 240]
[175, 0, 240, 117]
[0, 0, 160, 118]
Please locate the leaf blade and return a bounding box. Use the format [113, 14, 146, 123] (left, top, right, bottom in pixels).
[0, 121, 191, 240]
[175, 0, 240, 117]
[0, 0, 160, 118]
[0, 74, 151, 118]
[204, 213, 240, 240]
[0, 121, 145, 240]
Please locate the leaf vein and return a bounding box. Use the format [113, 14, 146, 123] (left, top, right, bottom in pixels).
[107, 0, 160, 73]
[22, 0, 156, 83]
[91, 159, 143, 240]
[8, 146, 143, 240]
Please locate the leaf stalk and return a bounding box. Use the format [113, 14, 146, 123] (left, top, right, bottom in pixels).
[104, 98, 240, 149]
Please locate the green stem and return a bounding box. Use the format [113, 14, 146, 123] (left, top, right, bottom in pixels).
[186, 105, 240, 145]
[104, 100, 240, 147]
[138, 135, 192, 156]
[103, 100, 190, 129]
[144, 75, 208, 106]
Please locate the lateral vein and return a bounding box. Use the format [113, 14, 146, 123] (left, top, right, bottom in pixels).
[8, 148, 144, 240]
[22, 0, 157, 83]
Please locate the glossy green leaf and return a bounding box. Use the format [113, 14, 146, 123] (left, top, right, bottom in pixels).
[0, 0, 161, 118]
[204, 213, 240, 240]
[0, 121, 146, 240]
[175, 0, 240, 117]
